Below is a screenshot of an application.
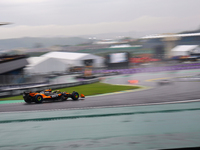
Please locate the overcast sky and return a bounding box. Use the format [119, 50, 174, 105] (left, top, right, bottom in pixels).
[0, 0, 200, 39]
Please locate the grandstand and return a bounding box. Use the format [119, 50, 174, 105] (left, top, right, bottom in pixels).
[0, 54, 29, 84]
[141, 32, 200, 48]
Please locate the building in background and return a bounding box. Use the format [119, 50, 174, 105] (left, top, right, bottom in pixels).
[171, 45, 200, 57]
[24, 57, 67, 74]
[141, 32, 200, 59]
[0, 54, 29, 84]
[24, 52, 105, 75]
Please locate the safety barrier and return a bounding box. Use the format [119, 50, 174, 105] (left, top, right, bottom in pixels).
[0, 78, 99, 98]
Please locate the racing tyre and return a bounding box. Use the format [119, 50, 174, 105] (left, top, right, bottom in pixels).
[35, 95, 43, 103]
[24, 96, 32, 104]
[71, 92, 79, 100]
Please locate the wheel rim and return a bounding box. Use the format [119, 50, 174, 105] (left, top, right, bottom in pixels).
[75, 94, 78, 98]
[37, 96, 42, 101]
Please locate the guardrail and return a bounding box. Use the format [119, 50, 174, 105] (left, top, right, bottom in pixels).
[0, 78, 99, 98]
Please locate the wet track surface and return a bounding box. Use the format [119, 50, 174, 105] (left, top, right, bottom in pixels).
[1, 69, 200, 150]
[1, 102, 200, 150]
[1, 69, 200, 112]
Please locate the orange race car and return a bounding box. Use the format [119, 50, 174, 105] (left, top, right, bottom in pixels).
[23, 89, 85, 104]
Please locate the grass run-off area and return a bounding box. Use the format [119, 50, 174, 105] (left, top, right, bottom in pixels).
[0, 82, 141, 101]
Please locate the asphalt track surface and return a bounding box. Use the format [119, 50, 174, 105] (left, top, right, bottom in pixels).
[0, 69, 200, 112]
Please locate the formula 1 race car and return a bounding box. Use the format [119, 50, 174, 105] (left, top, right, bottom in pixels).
[157, 79, 173, 86]
[23, 89, 85, 104]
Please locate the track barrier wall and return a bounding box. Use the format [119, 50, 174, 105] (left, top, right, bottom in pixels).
[0, 78, 99, 98]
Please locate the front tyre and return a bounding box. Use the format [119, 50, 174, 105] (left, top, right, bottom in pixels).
[35, 95, 43, 103]
[71, 92, 79, 100]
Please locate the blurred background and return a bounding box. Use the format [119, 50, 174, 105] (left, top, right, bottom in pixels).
[1, 1, 200, 149]
[1, 0, 200, 89]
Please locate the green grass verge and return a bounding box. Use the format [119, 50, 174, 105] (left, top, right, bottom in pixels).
[0, 82, 140, 101]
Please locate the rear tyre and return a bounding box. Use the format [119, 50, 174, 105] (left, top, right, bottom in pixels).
[24, 97, 32, 104]
[71, 92, 79, 100]
[35, 95, 43, 103]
